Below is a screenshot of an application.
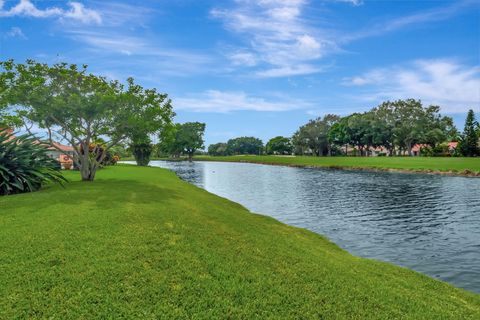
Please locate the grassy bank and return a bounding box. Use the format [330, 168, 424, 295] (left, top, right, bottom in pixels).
[0, 165, 479, 319]
[193, 155, 480, 176]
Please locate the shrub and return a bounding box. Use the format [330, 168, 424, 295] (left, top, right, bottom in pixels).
[0, 132, 66, 195]
[100, 150, 120, 166]
[421, 144, 450, 157]
[132, 142, 153, 166]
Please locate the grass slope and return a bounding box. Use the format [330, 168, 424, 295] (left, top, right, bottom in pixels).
[194, 155, 480, 175]
[0, 165, 479, 319]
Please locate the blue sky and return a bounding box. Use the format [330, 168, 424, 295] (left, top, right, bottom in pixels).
[1, 0, 479, 146]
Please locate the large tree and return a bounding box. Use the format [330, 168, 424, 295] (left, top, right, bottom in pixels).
[157, 122, 206, 160]
[370, 104, 396, 155]
[226, 137, 263, 155]
[328, 116, 351, 155]
[422, 106, 458, 147]
[266, 136, 292, 155]
[0, 63, 21, 128]
[293, 114, 339, 156]
[176, 122, 206, 161]
[208, 142, 228, 156]
[459, 109, 479, 157]
[1, 60, 174, 181]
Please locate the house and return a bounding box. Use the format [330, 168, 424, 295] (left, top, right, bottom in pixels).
[1, 127, 75, 169]
[411, 144, 429, 156]
[44, 142, 75, 170]
[368, 146, 390, 156]
[447, 142, 458, 154]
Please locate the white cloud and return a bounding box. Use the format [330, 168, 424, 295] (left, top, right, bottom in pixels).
[4, 26, 26, 39]
[66, 30, 213, 77]
[174, 90, 311, 112]
[229, 52, 258, 67]
[345, 59, 480, 113]
[62, 2, 101, 24]
[343, 69, 387, 86]
[0, 0, 101, 24]
[211, 0, 335, 77]
[87, 2, 151, 27]
[256, 64, 322, 78]
[211, 0, 475, 79]
[333, 0, 363, 6]
[68, 30, 145, 56]
[343, 0, 476, 42]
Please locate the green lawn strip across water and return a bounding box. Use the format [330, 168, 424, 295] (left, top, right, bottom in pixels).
[0, 165, 479, 319]
[193, 155, 480, 176]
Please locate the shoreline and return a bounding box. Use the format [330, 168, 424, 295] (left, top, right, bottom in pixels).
[2, 165, 478, 318]
[175, 157, 480, 178]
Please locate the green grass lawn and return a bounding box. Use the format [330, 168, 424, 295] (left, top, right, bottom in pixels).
[1, 165, 479, 319]
[193, 155, 480, 174]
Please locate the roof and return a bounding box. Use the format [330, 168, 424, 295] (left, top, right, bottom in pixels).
[411, 144, 429, 152]
[48, 142, 75, 152]
[448, 142, 458, 149]
[1, 128, 74, 152]
[32, 139, 74, 152]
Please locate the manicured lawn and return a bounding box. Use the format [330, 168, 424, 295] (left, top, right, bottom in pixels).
[194, 155, 480, 174]
[0, 165, 479, 319]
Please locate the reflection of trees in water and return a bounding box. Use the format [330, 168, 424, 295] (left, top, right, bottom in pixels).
[164, 161, 206, 188]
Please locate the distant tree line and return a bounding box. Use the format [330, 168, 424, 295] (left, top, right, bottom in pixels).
[208, 137, 264, 156]
[206, 99, 479, 157]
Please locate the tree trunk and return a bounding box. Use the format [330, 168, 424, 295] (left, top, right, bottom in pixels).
[78, 145, 100, 181]
[406, 141, 413, 156]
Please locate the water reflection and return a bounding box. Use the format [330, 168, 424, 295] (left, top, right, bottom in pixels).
[148, 160, 480, 293]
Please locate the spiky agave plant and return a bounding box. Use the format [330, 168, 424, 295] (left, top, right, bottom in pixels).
[0, 132, 67, 195]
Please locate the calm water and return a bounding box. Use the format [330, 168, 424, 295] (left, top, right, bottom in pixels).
[148, 160, 480, 293]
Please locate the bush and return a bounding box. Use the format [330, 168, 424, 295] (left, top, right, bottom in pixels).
[421, 144, 450, 157]
[132, 142, 153, 166]
[0, 132, 66, 195]
[101, 151, 120, 166]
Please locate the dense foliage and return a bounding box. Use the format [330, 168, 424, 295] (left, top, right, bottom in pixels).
[158, 122, 206, 160]
[297, 99, 457, 156]
[131, 135, 153, 166]
[458, 109, 479, 157]
[266, 136, 293, 155]
[226, 137, 264, 155]
[0, 132, 66, 195]
[205, 100, 466, 158]
[1, 60, 174, 181]
[208, 142, 228, 156]
[293, 114, 339, 156]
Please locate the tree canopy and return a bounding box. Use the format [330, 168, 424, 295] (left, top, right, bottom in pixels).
[266, 136, 292, 155]
[208, 142, 228, 156]
[1, 60, 174, 180]
[292, 114, 339, 156]
[295, 99, 458, 156]
[226, 137, 264, 155]
[459, 109, 479, 157]
[158, 122, 206, 160]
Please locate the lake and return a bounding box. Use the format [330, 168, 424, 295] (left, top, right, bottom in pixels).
[146, 160, 480, 293]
